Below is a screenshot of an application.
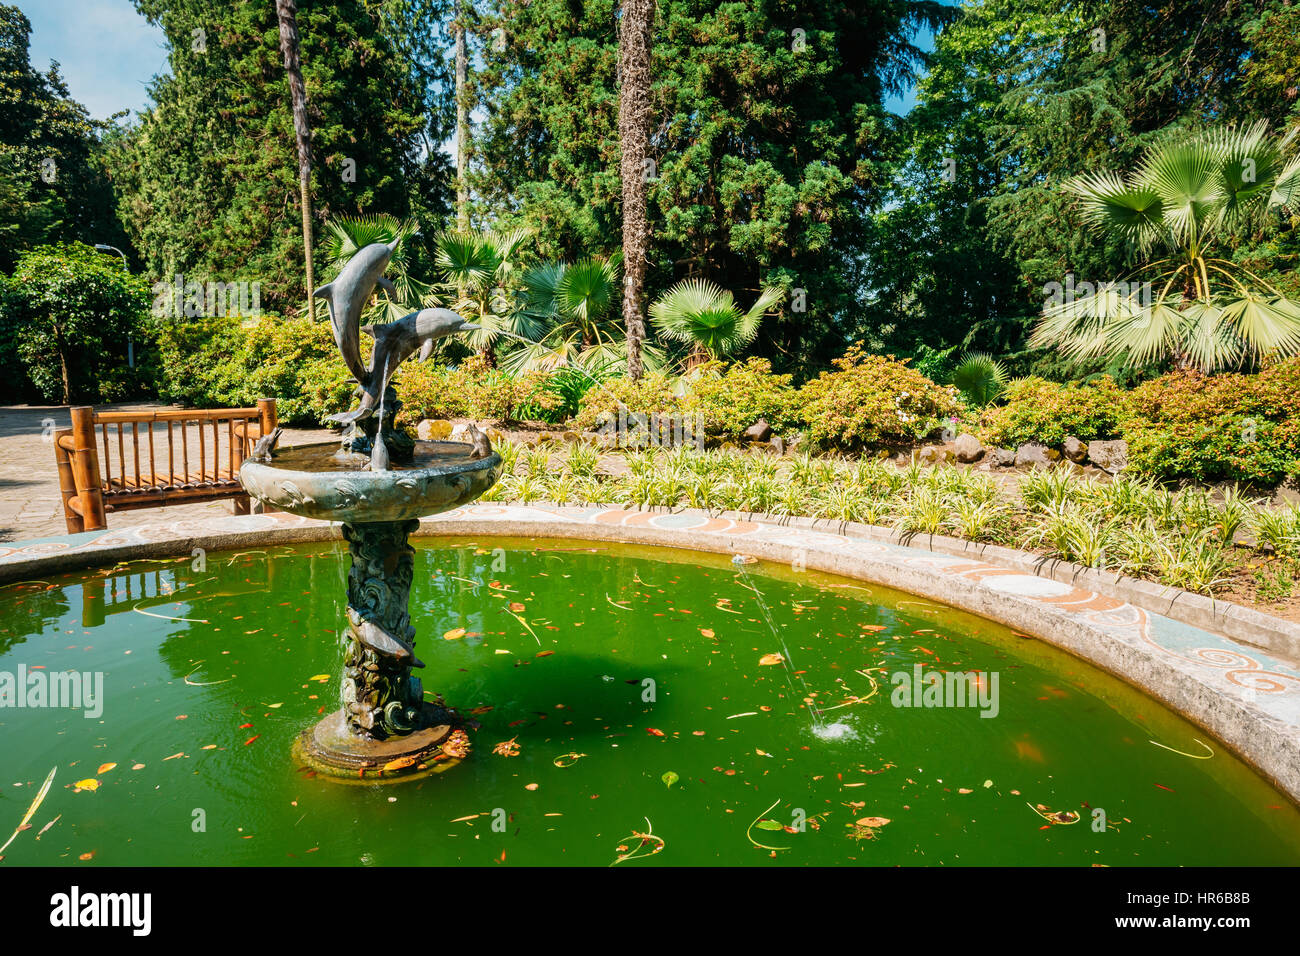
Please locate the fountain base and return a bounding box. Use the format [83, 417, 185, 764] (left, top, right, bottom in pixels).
[295, 706, 460, 779]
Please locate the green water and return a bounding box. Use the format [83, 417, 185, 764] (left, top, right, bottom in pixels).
[0, 537, 1297, 867]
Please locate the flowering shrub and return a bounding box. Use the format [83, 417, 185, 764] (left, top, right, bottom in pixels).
[795, 346, 963, 449]
[570, 370, 681, 432]
[396, 355, 558, 424]
[1123, 362, 1300, 486]
[681, 358, 799, 440]
[978, 376, 1126, 448]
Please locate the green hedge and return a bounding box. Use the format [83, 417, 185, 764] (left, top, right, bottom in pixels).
[155, 314, 352, 426]
[977, 376, 1127, 448]
[1122, 363, 1300, 486]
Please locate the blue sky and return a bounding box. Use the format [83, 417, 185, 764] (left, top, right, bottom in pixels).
[17, 0, 167, 120]
[17, 0, 934, 121]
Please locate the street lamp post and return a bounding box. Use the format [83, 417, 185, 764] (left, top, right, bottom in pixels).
[94, 244, 134, 368]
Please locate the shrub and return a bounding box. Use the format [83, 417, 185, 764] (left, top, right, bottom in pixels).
[681, 358, 798, 440]
[1, 242, 155, 404]
[395, 355, 558, 424]
[795, 346, 962, 450]
[978, 376, 1126, 448]
[1122, 362, 1300, 486]
[155, 314, 350, 425]
[570, 370, 681, 433]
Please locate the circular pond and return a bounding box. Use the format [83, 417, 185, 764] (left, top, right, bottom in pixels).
[1, 537, 1297, 866]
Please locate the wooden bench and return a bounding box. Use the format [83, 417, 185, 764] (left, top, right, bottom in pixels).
[54, 399, 278, 534]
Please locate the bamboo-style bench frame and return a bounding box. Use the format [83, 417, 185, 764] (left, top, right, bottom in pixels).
[54, 399, 278, 534]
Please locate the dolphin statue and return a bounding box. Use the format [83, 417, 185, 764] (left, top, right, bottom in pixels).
[348, 608, 424, 669]
[328, 308, 478, 426]
[313, 241, 398, 383]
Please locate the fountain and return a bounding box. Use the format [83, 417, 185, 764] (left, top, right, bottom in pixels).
[238, 242, 502, 778]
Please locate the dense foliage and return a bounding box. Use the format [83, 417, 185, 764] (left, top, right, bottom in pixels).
[0, 242, 153, 404]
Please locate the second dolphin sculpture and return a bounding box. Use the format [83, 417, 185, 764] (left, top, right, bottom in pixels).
[329, 308, 478, 426]
[313, 241, 476, 471]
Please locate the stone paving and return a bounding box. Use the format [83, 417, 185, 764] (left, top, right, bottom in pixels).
[0, 403, 334, 541]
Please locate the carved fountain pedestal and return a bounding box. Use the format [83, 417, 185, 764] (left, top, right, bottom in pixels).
[239, 440, 502, 778]
[237, 239, 494, 778]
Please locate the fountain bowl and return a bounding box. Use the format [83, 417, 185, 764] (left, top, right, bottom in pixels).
[238, 440, 502, 523]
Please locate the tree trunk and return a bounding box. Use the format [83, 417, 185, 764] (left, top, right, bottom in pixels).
[57, 326, 70, 405]
[455, 5, 470, 233]
[618, 0, 654, 381]
[276, 0, 315, 309]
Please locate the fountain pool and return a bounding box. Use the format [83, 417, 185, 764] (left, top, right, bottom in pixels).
[1, 536, 1297, 866]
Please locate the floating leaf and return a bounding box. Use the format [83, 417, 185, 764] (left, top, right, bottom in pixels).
[444, 628, 467, 640]
[74, 778, 100, 792]
[309, 674, 330, 683]
[382, 756, 417, 772]
[758, 653, 783, 666]
[856, 816, 891, 828]
[509, 603, 526, 613]
[662, 771, 679, 789]
[97, 763, 116, 775]
[0, 766, 56, 854]
[754, 819, 783, 831]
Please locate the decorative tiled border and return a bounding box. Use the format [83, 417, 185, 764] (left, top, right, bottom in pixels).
[1, 504, 1297, 802]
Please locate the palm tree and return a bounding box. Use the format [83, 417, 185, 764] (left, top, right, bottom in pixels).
[432, 227, 539, 363]
[649, 280, 785, 367]
[318, 215, 434, 323]
[950, 352, 1009, 406]
[618, 0, 655, 380]
[502, 254, 666, 374]
[1033, 121, 1300, 371]
[275, 0, 315, 306]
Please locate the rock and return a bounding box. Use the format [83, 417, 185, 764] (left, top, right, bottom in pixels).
[417, 419, 453, 441]
[769, 435, 786, 455]
[1062, 435, 1087, 463]
[1086, 439, 1128, 474]
[989, 448, 1017, 467]
[562, 430, 581, 443]
[743, 418, 773, 442]
[1014, 442, 1055, 469]
[917, 445, 953, 464]
[953, 433, 984, 463]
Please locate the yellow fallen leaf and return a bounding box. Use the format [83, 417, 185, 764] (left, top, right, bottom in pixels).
[701, 628, 715, 638]
[450, 814, 480, 823]
[96, 763, 116, 775]
[759, 653, 783, 666]
[382, 756, 417, 772]
[508, 603, 526, 613]
[131, 763, 145, 770]
[856, 816, 890, 828]
[444, 628, 466, 640]
[74, 778, 100, 792]
[309, 674, 330, 682]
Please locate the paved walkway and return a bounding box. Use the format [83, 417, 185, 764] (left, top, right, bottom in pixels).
[0, 403, 334, 541]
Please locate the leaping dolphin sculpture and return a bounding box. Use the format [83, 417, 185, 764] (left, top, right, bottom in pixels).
[313, 241, 398, 384]
[328, 308, 479, 425]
